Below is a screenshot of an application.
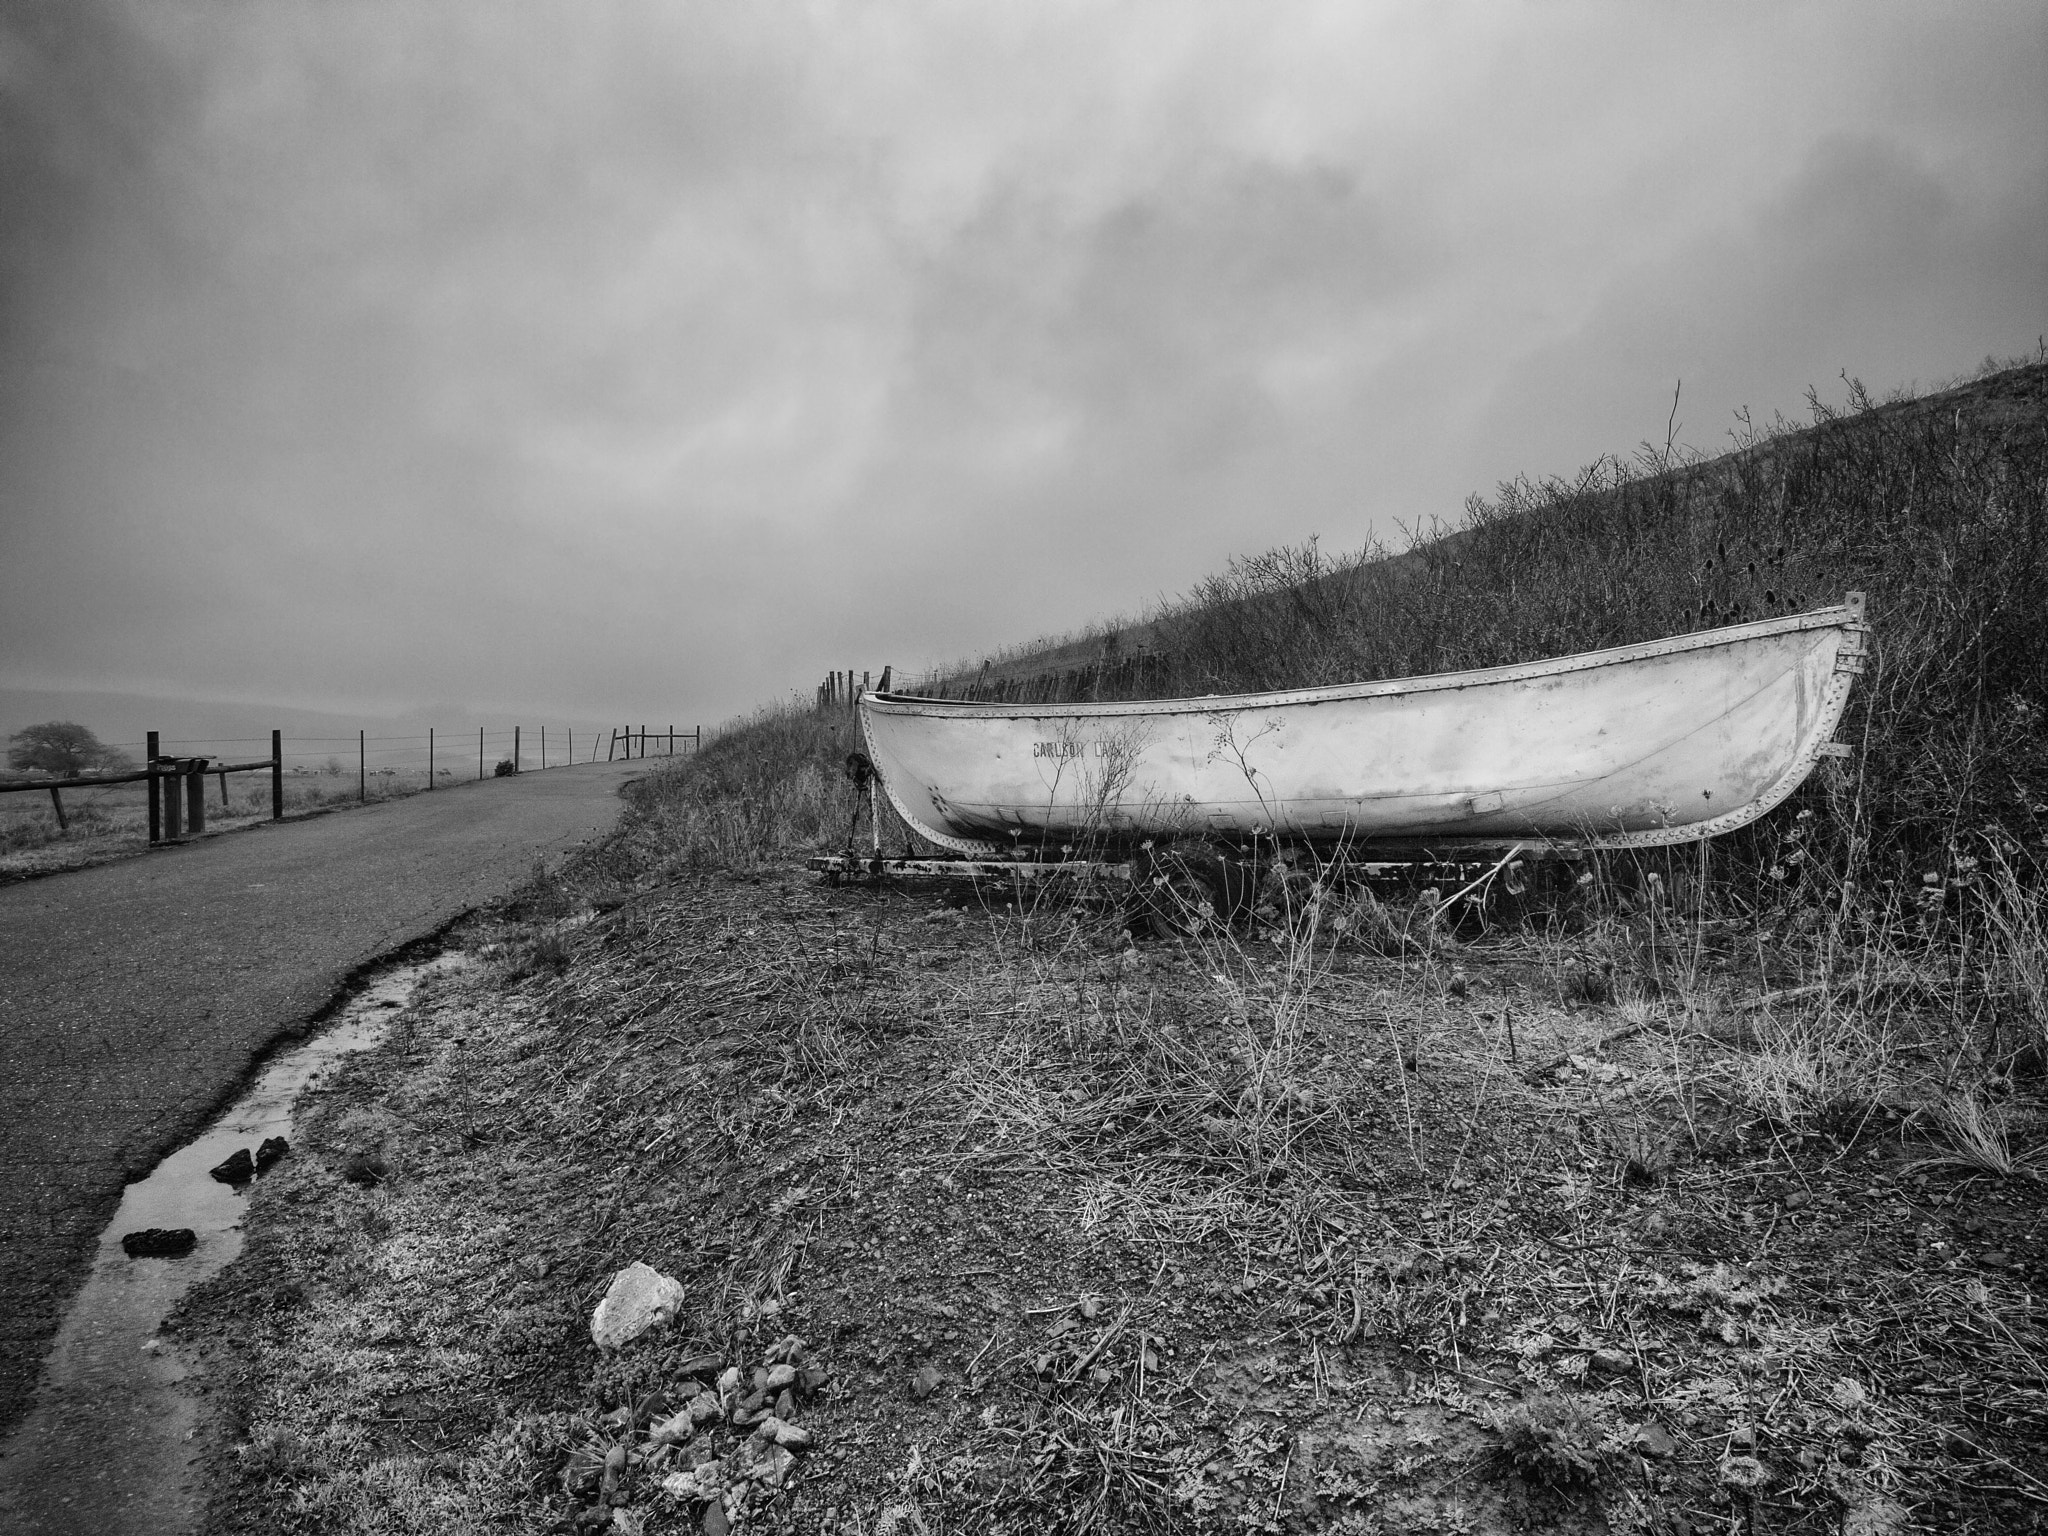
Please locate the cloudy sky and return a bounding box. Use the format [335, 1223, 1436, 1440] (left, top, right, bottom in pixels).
[2, 2, 2042, 726]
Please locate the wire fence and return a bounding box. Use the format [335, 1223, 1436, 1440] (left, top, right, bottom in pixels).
[0, 723, 700, 846]
[14, 726, 698, 775]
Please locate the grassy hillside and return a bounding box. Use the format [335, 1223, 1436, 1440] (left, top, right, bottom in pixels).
[908, 358, 2048, 886]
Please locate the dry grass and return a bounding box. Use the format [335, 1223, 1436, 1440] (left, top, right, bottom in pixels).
[163, 361, 2048, 1534]
[173, 823, 2048, 1535]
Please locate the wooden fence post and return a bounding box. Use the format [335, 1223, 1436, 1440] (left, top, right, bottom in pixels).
[48, 786, 65, 831]
[162, 753, 182, 841]
[186, 760, 207, 834]
[428, 727, 434, 789]
[514, 725, 522, 774]
[479, 727, 485, 780]
[567, 727, 572, 766]
[541, 725, 545, 769]
[147, 731, 161, 844]
[359, 730, 366, 803]
[217, 767, 229, 810]
[271, 730, 283, 820]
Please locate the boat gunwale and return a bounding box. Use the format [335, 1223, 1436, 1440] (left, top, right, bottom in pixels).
[867, 602, 1865, 720]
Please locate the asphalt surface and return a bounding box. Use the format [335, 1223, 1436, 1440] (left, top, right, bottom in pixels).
[0, 759, 652, 1437]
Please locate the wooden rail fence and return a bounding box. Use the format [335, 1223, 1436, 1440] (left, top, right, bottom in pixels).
[0, 729, 285, 844]
[606, 726, 701, 760]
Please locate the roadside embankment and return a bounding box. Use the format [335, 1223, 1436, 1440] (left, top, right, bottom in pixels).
[170, 774, 2047, 1533]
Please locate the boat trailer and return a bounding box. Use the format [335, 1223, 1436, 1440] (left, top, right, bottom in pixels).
[806, 845, 1568, 898]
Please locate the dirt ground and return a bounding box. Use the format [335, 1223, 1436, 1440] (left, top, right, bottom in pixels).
[169, 862, 2047, 1535]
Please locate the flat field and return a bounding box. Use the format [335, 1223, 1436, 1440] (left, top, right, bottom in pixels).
[171, 844, 2046, 1535]
[1, 770, 458, 880]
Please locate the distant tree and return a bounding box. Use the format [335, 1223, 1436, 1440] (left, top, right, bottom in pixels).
[6, 721, 133, 777]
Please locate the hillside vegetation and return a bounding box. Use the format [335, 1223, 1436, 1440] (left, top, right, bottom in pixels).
[918, 359, 2048, 891]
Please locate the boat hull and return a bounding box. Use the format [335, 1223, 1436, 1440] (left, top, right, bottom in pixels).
[860, 600, 1868, 855]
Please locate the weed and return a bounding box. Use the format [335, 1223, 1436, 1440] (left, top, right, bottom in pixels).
[1484, 1395, 1606, 1488]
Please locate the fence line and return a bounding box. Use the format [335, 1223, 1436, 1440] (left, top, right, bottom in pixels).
[814, 667, 893, 713]
[605, 725, 701, 761]
[2, 719, 702, 842]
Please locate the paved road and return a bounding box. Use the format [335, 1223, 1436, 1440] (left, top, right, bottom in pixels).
[0, 760, 653, 1436]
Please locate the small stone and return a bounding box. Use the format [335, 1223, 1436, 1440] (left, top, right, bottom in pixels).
[764, 1362, 799, 1392]
[1728, 1424, 1756, 1449]
[686, 1392, 723, 1426]
[648, 1410, 695, 1446]
[1785, 1190, 1810, 1210]
[677, 1352, 724, 1379]
[254, 1136, 290, 1172]
[590, 1262, 685, 1351]
[121, 1228, 197, 1259]
[774, 1389, 796, 1419]
[911, 1365, 942, 1399]
[701, 1505, 729, 1536]
[716, 1367, 742, 1398]
[660, 1469, 703, 1501]
[1718, 1453, 1769, 1490]
[1980, 1251, 2009, 1267]
[751, 1366, 770, 1393]
[754, 1444, 796, 1487]
[1078, 1294, 1101, 1320]
[770, 1420, 812, 1451]
[210, 1148, 255, 1185]
[1590, 1348, 1633, 1375]
[1637, 1422, 1675, 1458]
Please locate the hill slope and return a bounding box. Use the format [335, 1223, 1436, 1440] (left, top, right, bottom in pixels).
[912, 360, 2048, 873]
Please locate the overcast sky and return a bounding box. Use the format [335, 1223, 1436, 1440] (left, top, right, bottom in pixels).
[2, 2, 2042, 725]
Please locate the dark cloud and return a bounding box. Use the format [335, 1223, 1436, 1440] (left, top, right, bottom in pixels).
[1, 2, 2041, 724]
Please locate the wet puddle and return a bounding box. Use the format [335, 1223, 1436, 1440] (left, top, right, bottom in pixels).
[0, 953, 467, 1536]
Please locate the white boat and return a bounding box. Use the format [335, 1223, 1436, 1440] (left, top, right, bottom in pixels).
[859, 595, 1868, 855]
